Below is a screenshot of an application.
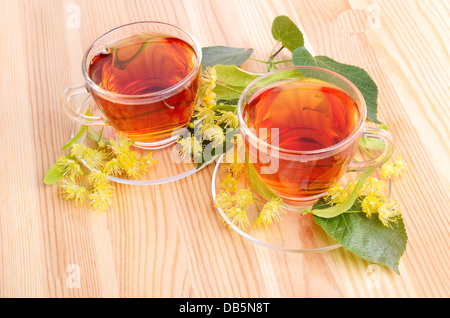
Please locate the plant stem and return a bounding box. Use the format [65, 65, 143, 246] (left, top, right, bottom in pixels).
[269, 41, 281, 57]
[273, 59, 292, 65]
[253, 198, 262, 214]
[98, 125, 105, 142]
[254, 198, 266, 204]
[272, 45, 284, 58]
[249, 57, 270, 64]
[360, 145, 375, 159]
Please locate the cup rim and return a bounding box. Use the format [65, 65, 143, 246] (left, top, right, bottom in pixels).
[81, 21, 202, 102]
[237, 66, 367, 155]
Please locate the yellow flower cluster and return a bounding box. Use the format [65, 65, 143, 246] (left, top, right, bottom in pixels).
[215, 151, 285, 230]
[178, 136, 203, 161]
[253, 197, 285, 229]
[380, 156, 409, 180]
[178, 66, 240, 160]
[323, 156, 408, 227]
[323, 182, 355, 206]
[105, 134, 157, 179]
[222, 150, 245, 177]
[56, 134, 157, 212]
[215, 169, 251, 229]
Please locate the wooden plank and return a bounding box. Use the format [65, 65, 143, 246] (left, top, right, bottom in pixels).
[0, 0, 447, 297]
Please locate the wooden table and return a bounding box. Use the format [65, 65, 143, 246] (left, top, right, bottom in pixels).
[0, 0, 448, 298]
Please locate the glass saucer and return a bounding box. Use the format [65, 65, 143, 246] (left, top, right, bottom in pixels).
[69, 94, 215, 186]
[211, 152, 391, 254]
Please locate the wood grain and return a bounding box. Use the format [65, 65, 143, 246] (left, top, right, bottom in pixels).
[0, 0, 448, 298]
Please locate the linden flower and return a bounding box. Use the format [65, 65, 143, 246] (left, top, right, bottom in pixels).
[88, 170, 110, 187]
[220, 173, 239, 193]
[111, 151, 152, 179]
[142, 152, 158, 165]
[223, 149, 239, 163]
[103, 158, 123, 176]
[109, 134, 134, 156]
[57, 156, 84, 180]
[223, 161, 245, 178]
[324, 183, 348, 206]
[380, 162, 395, 179]
[359, 176, 388, 197]
[201, 66, 217, 96]
[59, 178, 89, 206]
[217, 110, 239, 128]
[254, 197, 285, 229]
[222, 150, 245, 177]
[117, 151, 139, 177]
[178, 136, 203, 161]
[394, 156, 408, 170]
[380, 156, 409, 180]
[195, 104, 217, 125]
[50, 126, 161, 213]
[377, 199, 402, 227]
[345, 181, 356, 196]
[89, 185, 114, 213]
[139, 152, 158, 173]
[201, 92, 217, 107]
[214, 191, 233, 210]
[203, 124, 225, 147]
[361, 193, 382, 218]
[224, 206, 250, 230]
[84, 148, 108, 170]
[232, 188, 254, 209]
[70, 144, 90, 161]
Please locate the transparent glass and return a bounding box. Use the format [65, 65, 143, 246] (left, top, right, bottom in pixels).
[237, 66, 393, 210]
[212, 151, 392, 253]
[62, 21, 202, 149]
[66, 73, 214, 186]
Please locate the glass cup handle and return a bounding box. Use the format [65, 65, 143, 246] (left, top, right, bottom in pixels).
[61, 84, 106, 126]
[348, 127, 394, 172]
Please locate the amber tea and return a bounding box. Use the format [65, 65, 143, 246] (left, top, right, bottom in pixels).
[88, 34, 200, 144]
[243, 78, 360, 200]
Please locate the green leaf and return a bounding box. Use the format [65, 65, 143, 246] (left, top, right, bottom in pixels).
[292, 47, 380, 123]
[211, 104, 237, 113]
[359, 137, 385, 151]
[202, 46, 254, 69]
[245, 160, 278, 201]
[43, 158, 66, 185]
[360, 124, 388, 150]
[86, 127, 110, 145]
[213, 82, 246, 101]
[214, 64, 261, 87]
[310, 168, 375, 218]
[61, 125, 88, 151]
[271, 15, 304, 52]
[213, 67, 305, 101]
[212, 65, 262, 101]
[313, 210, 408, 274]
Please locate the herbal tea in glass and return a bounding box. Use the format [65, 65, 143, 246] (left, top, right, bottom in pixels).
[242, 76, 361, 201]
[88, 34, 200, 144]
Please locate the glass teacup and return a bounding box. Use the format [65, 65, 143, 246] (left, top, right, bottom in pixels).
[61, 21, 202, 149]
[237, 66, 393, 210]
